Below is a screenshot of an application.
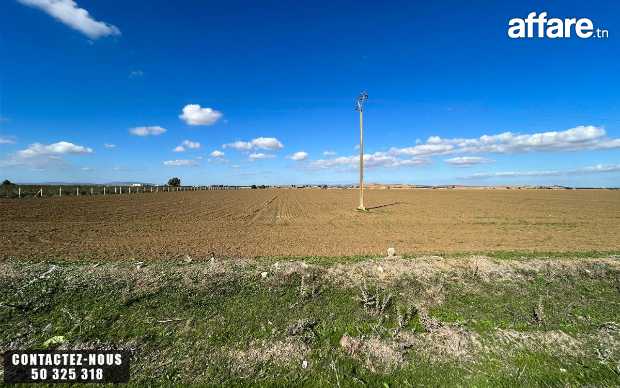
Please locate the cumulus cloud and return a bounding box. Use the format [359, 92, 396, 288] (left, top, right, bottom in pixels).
[390, 126, 620, 157]
[305, 125, 619, 172]
[463, 164, 620, 179]
[223, 137, 284, 152]
[17, 0, 120, 39]
[163, 159, 198, 167]
[17, 141, 93, 158]
[179, 104, 223, 126]
[310, 152, 428, 170]
[249, 153, 275, 161]
[0, 140, 93, 169]
[251, 137, 283, 150]
[103, 143, 116, 149]
[323, 150, 337, 156]
[210, 150, 225, 158]
[129, 126, 166, 136]
[445, 156, 493, 166]
[289, 151, 308, 161]
[173, 140, 201, 152]
[224, 140, 253, 151]
[182, 140, 200, 149]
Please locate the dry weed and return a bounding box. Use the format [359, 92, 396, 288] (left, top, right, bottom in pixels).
[230, 338, 309, 371]
[339, 335, 403, 372]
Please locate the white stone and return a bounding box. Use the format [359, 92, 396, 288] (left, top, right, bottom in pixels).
[261, 271, 268, 278]
[387, 247, 396, 257]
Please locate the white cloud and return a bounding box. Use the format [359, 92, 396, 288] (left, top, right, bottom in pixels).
[103, 143, 116, 149]
[223, 137, 284, 151]
[249, 153, 275, 161]
[251, 137, 283, 150]
[179, 104, 223, 126]
[310, 152, 428, 170]
[81, 166, 93, 171]
[390, 143, 454, 157]
[463, 164, 620, 179]
[579, 164, 620, 173]
[210, 150, 225, 158]
[182, 140, 200, 149]
[129, 70, 144, 79]
[17, 141, 93, 158]
[390, 126, 620, 157]
[173, 140, 201, 152]
[304, 125, 619, 173]
[17, 0, 120, 39]
[223, 140, 253, 151]
[289, 151, 308, 161]
[445, 156, 493, 166]
[323, 150, 337, 156]
[129, 126, 166, 136]
[0, 140, 93, 169]
[0, 136, 16, 144]
[163, 159, 198, 167]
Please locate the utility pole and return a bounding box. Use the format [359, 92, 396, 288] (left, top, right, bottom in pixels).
[355, 91, 368, 211]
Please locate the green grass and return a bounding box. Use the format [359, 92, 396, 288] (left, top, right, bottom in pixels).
[1, 255, 619, 386]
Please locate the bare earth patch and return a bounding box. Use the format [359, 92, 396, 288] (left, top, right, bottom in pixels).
[339, 335, 403, 372]
[398, 326, 481, 363]
[492, 329, 584, 356]
[229, 339, 309, 371]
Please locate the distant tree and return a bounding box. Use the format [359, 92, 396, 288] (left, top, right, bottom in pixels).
[2, 179, 12, 186]
[251, 184, 257, 189]
[168, 177, 181, 187]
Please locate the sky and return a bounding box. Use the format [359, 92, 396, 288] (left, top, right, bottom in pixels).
[0, 0, 619, 186]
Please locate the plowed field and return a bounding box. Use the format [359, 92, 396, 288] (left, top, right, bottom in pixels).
[1, 189, 619, 259]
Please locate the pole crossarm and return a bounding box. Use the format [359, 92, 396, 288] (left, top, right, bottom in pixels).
[355, 91, 368, 112]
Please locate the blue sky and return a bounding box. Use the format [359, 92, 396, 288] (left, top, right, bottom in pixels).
[1, 0, 619, 186]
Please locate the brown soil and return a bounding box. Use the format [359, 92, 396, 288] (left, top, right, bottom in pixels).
[1, 189, 619, 260]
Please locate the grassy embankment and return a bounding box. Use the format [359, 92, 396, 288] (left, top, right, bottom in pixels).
[1, 252, 619, 386]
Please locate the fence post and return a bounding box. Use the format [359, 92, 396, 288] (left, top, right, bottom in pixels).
[103, 187, 106, 195]
[39, 188, 43, 197]
[91, 187, 94, 195]
[76, 187, 79, 196]
[59, 187, 62, 197]
[18, 187, 21, 198]
[129, 187, 131, 194]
